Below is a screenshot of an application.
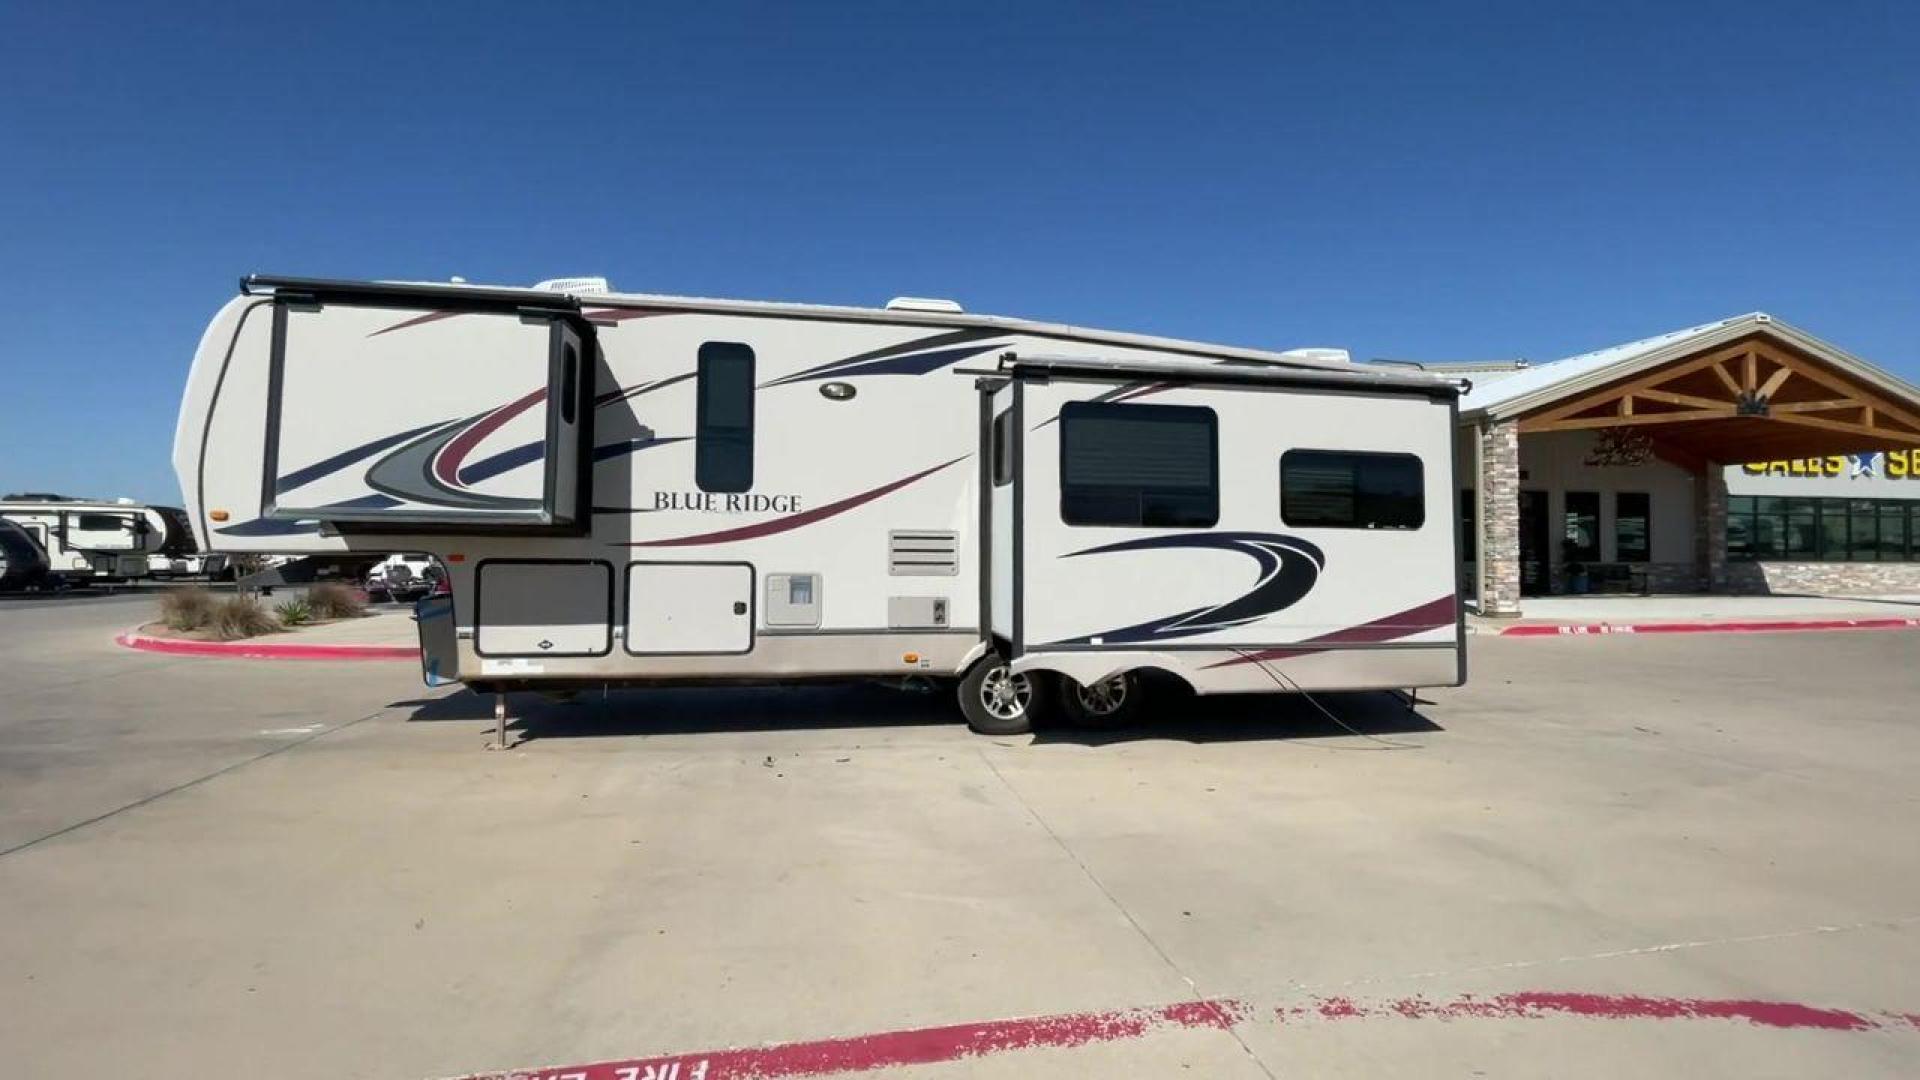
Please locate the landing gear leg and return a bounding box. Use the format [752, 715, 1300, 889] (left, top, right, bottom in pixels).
[487, 692, 513, 751]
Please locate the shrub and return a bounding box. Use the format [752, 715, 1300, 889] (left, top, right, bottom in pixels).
[306, 581, 366, 621]
[274, 597, 313, 626]
[159, 587, 216, 632]
[212, 595, 279, 641]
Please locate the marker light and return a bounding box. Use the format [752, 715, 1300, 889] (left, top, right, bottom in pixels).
[209, 510, 230, 522]
[902, 652, 920, 664]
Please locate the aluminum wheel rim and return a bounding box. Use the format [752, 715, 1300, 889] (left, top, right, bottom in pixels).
[980, 665, 1032, 721]
[1074, 675, 1129, 715]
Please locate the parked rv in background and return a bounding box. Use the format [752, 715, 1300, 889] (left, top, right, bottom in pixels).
[146, 504, 229, 579]
[0, 495, 191, 584]
[175, 275, 1466, 735]
[0, 519, 51, 590]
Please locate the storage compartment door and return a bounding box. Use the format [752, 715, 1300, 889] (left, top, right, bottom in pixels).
[625, 562, 754, 655]
[266, 298, 591, 530]
[474, 560, 612, 657]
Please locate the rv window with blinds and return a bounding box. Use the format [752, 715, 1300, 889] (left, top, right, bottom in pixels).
[695, 343, 755, 493]
[1281, 450, 1425, 529]
[1059, 401, 1218, 527]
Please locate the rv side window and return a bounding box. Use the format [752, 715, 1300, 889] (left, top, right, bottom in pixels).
[992, 410, 1014, 487]
[695, 342, 755, 493]
[74, 513, 130, 532]
[1059, 401, 1218, 528]
[1280, 450, 1424, 530]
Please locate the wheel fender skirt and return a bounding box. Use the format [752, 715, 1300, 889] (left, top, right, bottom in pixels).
[1010, 650, 1181, 688]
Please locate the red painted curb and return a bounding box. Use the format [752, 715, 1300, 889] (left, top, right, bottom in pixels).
[1501, 616, 1920, 638]
[115, 630, 418, 661]
[447, 990, 1920, 1079]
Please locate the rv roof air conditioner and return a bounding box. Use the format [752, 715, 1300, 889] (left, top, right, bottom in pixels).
[885, 296, 965, 313]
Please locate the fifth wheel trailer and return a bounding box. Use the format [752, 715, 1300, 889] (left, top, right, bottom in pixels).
[0, 496, 174, 583]
[174, 275, 1466, 733]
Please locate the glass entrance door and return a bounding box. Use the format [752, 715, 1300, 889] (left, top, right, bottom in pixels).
[1519, 490, 1550, 596]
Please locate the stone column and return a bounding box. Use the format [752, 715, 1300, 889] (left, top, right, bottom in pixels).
[1478, 420, 1523, 617]
[1703, 465, 1728, 591]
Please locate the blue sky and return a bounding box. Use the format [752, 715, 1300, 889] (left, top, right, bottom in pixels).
[3, 2, 1917, 504]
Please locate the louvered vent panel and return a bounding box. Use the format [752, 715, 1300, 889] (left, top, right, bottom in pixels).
[889, 530, 959, 576]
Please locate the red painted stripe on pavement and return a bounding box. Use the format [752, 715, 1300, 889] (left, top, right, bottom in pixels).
[451, 989, 1920, 1079]
[450, 999, 1244, 1080]
[1283, 991, 1877, 1030]
[116, 631, 417, 661]
[1501, 616, 1920, 637]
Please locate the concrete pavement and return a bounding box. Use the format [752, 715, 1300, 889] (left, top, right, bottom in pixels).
[2, 592, 1918, 1078]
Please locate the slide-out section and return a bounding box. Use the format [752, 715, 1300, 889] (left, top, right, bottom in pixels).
[260, 284, 593, 531]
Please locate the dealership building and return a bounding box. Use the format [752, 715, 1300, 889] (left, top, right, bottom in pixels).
[1429, 312, 1920, 616]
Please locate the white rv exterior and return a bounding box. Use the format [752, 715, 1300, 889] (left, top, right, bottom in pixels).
[173, 276, 1465, 732]
[0, 497, 173, 582]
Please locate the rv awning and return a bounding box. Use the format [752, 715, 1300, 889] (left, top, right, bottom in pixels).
[996, 353, 1465, 399]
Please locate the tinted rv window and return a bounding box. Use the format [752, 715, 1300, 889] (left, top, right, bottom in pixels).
[74, 513, 129, 531]
[1060, 402, 1218, 528]
[1280, 450, 1424, 529]
[695, 343, 755, 493]
[992, 410, 1014, 487]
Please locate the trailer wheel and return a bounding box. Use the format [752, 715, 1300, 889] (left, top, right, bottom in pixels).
[958, 655, 1045, 735]
[1057, 672, 1142, 729]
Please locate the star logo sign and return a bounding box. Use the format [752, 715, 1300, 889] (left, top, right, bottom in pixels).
[1848, 452, 1881, 479]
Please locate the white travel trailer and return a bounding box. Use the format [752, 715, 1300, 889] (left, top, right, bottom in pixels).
[0, 495, 172, 583]
[174, 276, 1466, 734]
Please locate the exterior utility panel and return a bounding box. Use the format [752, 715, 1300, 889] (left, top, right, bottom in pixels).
[175, 276, 1464, 724]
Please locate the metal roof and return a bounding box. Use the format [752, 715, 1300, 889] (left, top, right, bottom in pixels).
[1458, 312, 1920, 421]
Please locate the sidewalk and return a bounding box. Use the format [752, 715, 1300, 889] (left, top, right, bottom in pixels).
[118, 607, 421, 660]
[1471, 593, 1920, 637]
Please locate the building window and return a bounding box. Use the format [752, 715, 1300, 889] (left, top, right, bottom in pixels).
[1850, 500, 1880, 561]
[1786, 499, 1819, 559]
[1059, 401, 1218, 528]
[1880, 503, 1907, 560]
[1563, 491, 1600, 563]
[1280, 450, 1424, 530]
[695, 342, 755, 493]
[1727, 495, 1919, 562]
[1614, 492, 1650, 562]
[1460, 489, 1476, 562]
[992, 409, 1014, 487]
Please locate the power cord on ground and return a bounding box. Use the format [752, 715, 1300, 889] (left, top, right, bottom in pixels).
[1229, 648, 1424, 750]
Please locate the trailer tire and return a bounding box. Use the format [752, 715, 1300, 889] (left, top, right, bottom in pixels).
[958, 655, 1045, 736]
[1057, 672, 1143, 729]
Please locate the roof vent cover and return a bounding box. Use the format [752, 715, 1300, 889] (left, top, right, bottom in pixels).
[885, 296, 964, 314]
[533, 276, 613, 295]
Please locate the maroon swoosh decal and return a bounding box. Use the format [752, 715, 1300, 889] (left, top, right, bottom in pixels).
[1201, 595, 1457, 668]
[369, 310, 462, 337]
[432, 387, 548, 488]
[625, 456, 968, 548]
[1112, 381, 1182, 403]
[594, 370, 696, 408]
